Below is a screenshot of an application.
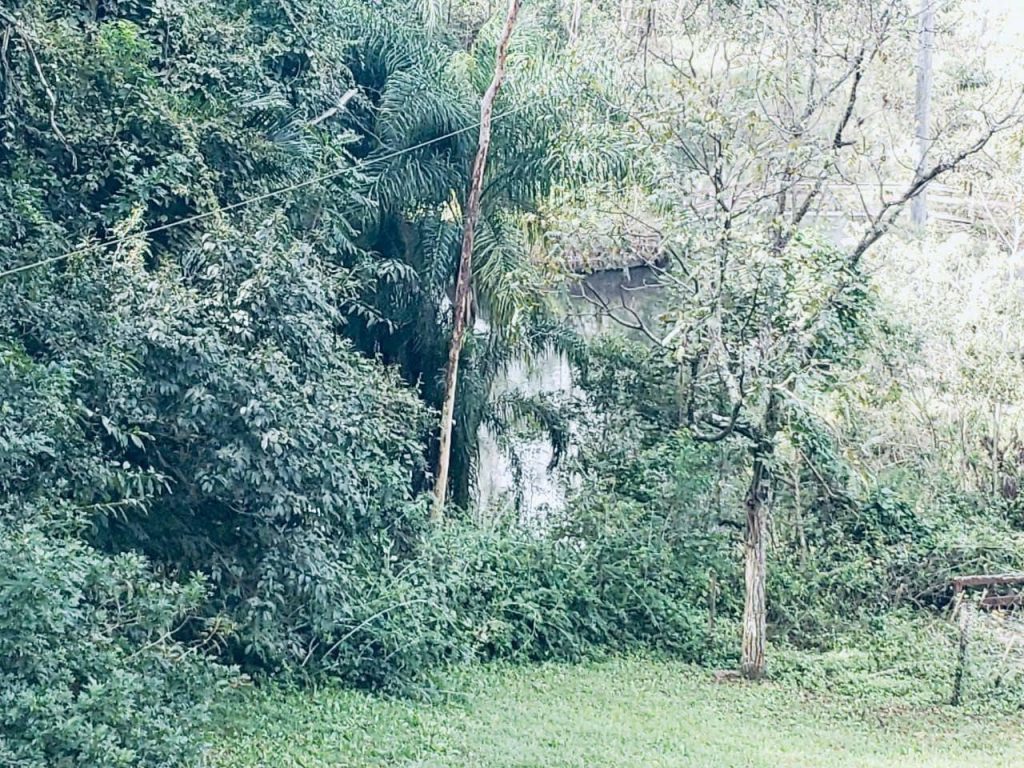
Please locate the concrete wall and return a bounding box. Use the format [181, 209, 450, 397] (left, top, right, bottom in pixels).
[475, 266, 666, 522]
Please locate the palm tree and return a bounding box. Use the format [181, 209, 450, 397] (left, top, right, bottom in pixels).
[329, 1, 621, 510]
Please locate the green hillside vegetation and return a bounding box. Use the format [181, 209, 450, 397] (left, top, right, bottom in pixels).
[2, 1, 1024, 766]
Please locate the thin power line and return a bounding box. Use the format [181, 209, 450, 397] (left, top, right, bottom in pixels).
[0, 105, 528, 281]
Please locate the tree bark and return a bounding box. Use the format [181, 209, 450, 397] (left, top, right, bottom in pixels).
[792, 453, 808, 565]
[951, 597, 973, 705]
[432, 0, 522, 523]
[740, 445, 772, 680]
[912, 0, 935, 227]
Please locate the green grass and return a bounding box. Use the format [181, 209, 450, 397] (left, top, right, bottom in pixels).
[210, 658, 1024, 768]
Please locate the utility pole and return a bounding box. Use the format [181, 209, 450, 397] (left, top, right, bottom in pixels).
[912, 0, 935, 227]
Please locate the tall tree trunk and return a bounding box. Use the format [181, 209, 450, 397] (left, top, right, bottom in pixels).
[992, 401, 1002, 498]
[791, 452, 808, 566]
[740, 445, 772, 680]
[912, 0, 935, 227]
[740, 396, 778, 680]
[432, 0, 522, 523]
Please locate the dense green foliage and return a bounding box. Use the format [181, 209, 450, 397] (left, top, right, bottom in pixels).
[0, 505, 228, 768]
[1, 0, 447, 674]
[3, 0, 1024, 765]
[266, 506, 736, 690]
[0, 0, 587, 761]
[0, 0, 633, 762]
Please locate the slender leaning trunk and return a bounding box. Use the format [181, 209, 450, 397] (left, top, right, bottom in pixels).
[432, 0, 523, 523]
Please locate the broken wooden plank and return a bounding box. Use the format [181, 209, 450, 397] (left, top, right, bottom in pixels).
[979, 593, 1024, 610]
[952, 573, 1024, 593]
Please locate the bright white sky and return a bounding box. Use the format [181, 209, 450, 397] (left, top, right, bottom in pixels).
[968, 0, 1024, 75]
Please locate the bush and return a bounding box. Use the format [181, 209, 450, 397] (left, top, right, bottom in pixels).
[307, 498, 740, 691]
[769, 486, 1024, 647]
[235, 496, 741, 692]
[0, 0, 436, 681]
[0, 504, 233, 768]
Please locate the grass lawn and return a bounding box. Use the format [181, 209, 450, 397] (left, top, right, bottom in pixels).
[209, 658, 1024, 768]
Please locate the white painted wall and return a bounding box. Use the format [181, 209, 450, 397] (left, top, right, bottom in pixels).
[475, 267, 665, 522]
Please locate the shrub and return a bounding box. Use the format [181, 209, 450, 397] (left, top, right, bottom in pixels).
[312, 500, 740, 691]
[769, 486, 1024, 647]
[0, 504, 232, 768]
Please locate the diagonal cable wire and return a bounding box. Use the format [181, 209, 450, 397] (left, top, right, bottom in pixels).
[0, 104, 530, 281]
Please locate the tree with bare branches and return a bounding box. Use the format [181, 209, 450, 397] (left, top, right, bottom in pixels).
[588, 0, 1022, 678]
